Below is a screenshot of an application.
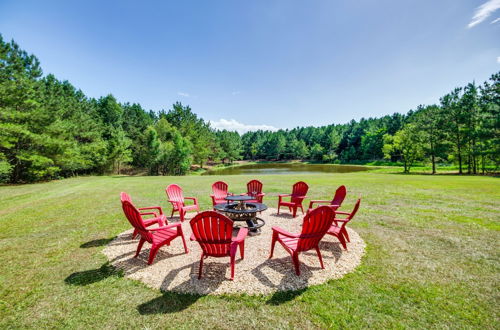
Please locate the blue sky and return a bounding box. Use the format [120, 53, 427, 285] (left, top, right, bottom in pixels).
[1, 0, 499, 133]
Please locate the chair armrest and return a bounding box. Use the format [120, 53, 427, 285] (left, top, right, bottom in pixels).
[308, 200, 329, 209]
[294, 196, 307, 202]
[309, 200, 331, 204]
[140, 211, 158, 218]
[138, 206, 163, 215]
[149, 222, 180, 232]
[278, 193, 291, 202]
[144, 214, 166, 225]
[335, 211, 351, 215]
[272, 226, 299, 238]
[257, 193, 266, 197]
[168, 200, 183, 209]
[149, 214, 167, 226]
[332, 217, 349, 228]
[232, 228, 248, 243]
[185, 197, 198, 205]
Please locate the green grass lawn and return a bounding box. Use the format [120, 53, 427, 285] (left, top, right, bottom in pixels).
[0, 173, 499, 328]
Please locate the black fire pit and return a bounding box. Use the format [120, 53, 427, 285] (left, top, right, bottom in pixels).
[213, 195, 267, 235]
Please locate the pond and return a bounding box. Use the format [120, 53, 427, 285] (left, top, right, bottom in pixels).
[202, 163, 373, 176]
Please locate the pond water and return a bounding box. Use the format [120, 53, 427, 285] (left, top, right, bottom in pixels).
[202, 163, 373, 176]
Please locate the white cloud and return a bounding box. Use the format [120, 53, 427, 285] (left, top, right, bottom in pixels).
[491, 17, 500, 23]
[210, 119, 279, 134]
[497, 56, 500, 63]
[231, 91, 241, 95]
[177, 91, 190, 97]
[468, 0, 500, 28]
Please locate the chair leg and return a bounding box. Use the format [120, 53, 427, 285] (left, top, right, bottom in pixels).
[230, 253, 236, 280]
[179, 230, 189, 254]
[180, 210, 185, 222]
[338, 234, 348, 250]
[148, 244, 160, 265]
[315, 246, 324, 269]
[342, 227, 350, 243]
[269, 232, 278, 259]
[135, 238, 146, 257]
[292, 206, 297, 218]
[300, 205, 304, 214]
[239, 241, 245, 259]
[277, 203, 281, 214]
[292, 252, 301, 276]
[198, 253, 204, 279]
[132, 229, 138, 239]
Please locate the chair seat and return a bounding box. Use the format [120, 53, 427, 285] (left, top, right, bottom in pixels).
[182, 204, 198, 211]
[327, 225, 342, 236]
[277, 235, 299, 251]
[151, 227, 178, 244]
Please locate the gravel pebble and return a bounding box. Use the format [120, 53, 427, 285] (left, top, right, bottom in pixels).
[103, 208, 366, 295]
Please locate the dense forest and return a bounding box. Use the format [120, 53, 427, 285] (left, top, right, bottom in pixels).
[0, 35, 499, 183]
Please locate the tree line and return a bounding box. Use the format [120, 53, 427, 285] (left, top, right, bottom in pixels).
[240, 75, 499, 174]
[1, 35, 498, 183]
[0, 36, 242, 183]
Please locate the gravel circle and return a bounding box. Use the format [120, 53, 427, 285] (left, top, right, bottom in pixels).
[103, 208, 366, 295]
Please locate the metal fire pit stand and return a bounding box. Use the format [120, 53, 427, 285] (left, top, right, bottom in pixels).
[213, 195, 267, 236]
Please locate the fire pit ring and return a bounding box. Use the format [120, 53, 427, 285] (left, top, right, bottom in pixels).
[213, 195, 267, 235]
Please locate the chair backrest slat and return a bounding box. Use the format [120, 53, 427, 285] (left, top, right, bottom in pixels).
[190, 211, 233, 257]
[247, 180, 263, 196]
[298, 206, 335, 252]
[121, 199, 152, 242]
[120, 192, 132, 203]
[212, 181, 229, 200]
[331, 185, 347, 206]
[166, 184, 184, 204]
[291, 181, 309, 203]
[347, 199, 361, 220]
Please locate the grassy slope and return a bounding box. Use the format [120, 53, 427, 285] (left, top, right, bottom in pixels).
[0, 173, 498, 329]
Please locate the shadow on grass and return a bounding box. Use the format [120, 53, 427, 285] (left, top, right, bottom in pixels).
[137, 292, 202, 314]
[80, 238, 114, 248]
[266, 288, 307, 305]
[64, 262, 122, 286]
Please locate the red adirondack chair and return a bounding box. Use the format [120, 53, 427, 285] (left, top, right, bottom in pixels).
[190, 211, 248, 280]
[121, 200, 188, 264]
[327, 199, 361, 250]
[166, 184, 200, 222]
[269, 205, 335, 275]
[308, 185, 347, 212]
[120, 192, 165, 239]
[243, 179, 265, 203]
[210, 181, 231, 207]
[278, 181, 309, 217]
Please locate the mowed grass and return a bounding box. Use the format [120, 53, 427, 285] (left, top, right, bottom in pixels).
[0, 173, 498, 329]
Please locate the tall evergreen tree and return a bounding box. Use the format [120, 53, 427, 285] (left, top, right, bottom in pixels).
[441, 88, 466, 174]
[413, 105, 448, 174]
